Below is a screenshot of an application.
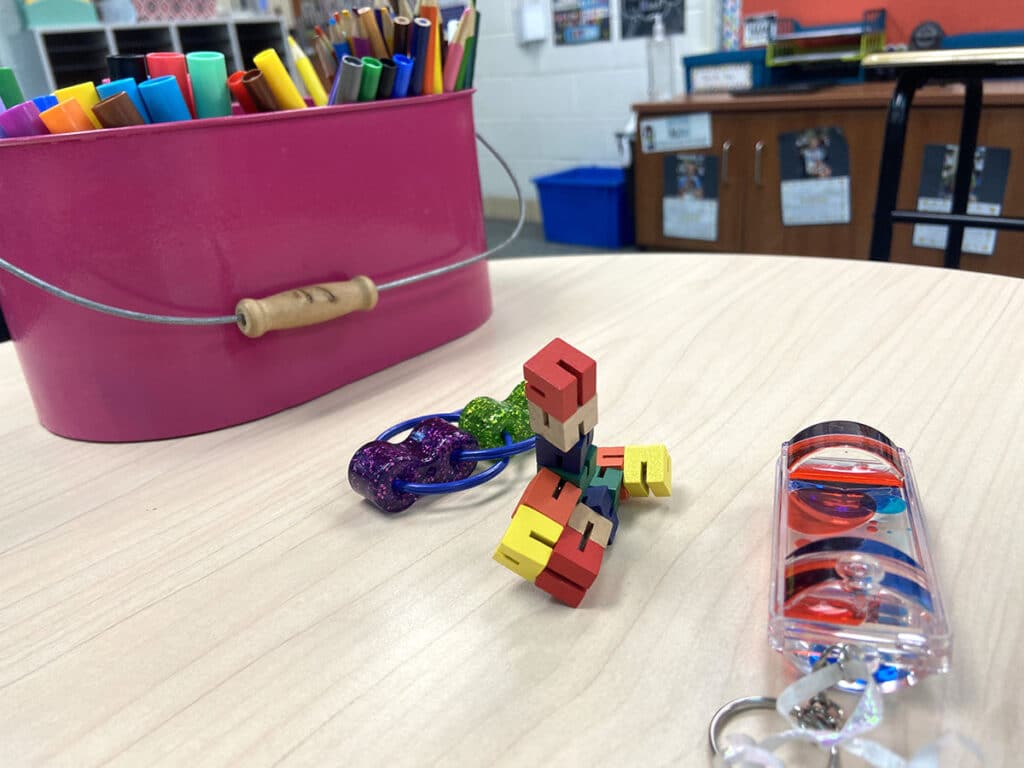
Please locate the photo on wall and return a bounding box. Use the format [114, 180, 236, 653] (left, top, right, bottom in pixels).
[777, 126, 852, 226]
[620, 0, 684, 38]
[912, 144, 1011, 256]
[553, 0, 611, 45]
[662, 153, 719, 241]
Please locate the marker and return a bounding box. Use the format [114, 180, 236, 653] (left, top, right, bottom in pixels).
[377, 57, 397, 99]
[52, 82, 103, 129]
[187, 51, 233, 118]
[97, 78, 151, 123]
[332, 41, 352, 62]
[410, 18, 430, 97]
[0, 101, 49, 137]
[38, 99, 95, 133]
[391, 53, 413, 98]
[253, 48, 306, 110]
[352, 37, 371, 58]
[0, 67, 25, 111]
[146, 53, 196, 117]
[288, 37, 329, 107]
[93, 91, 145, 128]
[227, 71, 259, 113]
[107, 54, 148, 83]
[241, 69, 280, 112]
[335, 55, 363, 104]
[358, 56, 382, 101]
[31, 94, 58, 112]
[138, 75, 193, 122]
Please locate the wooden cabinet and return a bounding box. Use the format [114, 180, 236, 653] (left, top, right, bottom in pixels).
[634, 83, 1024, 277]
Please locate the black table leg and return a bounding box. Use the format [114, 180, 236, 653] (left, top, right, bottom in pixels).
[870, 73, 923, 261]
[943, 78, 983, 269]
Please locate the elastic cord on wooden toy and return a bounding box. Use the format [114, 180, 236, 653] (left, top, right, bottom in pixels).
[377, 410, 536, 495]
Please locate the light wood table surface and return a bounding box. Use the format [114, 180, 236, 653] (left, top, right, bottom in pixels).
[1, 254, 1022, 766]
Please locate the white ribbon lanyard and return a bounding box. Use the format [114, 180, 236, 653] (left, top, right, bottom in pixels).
[710, 649, 983, 768]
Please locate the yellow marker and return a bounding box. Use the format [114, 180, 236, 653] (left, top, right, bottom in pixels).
[493, 505, 563, 582]
[53, 82, 102, 129]
[253, 48, 306, 110]
[623, 445, 672, 497]
[288, 36, 328, 107]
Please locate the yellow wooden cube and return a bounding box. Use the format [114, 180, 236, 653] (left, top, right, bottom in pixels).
[623, 445, 672, 497]
[493, 505, 565, 582]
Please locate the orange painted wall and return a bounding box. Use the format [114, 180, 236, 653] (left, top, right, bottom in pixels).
[740, 1, 1024, 44]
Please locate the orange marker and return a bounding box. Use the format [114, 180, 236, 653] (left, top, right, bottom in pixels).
[39, 99, 96, 133]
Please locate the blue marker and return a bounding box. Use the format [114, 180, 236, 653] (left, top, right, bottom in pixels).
[333, 41, 351, 61]
[31, 94, 58, 112]
[138, 75, 192, 123]
[392, 54, 414, 98]
[97, 78, 152, 123]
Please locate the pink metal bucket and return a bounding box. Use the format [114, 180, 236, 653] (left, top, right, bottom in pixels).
[0, 92, 491, 442]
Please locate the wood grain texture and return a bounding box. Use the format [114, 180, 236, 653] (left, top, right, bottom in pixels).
[1, 254, 1022, 766]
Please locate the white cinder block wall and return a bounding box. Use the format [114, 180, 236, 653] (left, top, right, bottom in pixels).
[473, 0, 717, 211]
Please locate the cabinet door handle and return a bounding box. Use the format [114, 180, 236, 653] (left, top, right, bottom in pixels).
[722, 140, 732, 183]
[754, 140, 765, 186]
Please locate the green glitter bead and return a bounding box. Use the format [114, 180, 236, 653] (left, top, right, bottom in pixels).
[459, 396, 506, 448]
[504, 381, 533, 442]
[460, 381, 535, 448]
[506, 381, 528, 409]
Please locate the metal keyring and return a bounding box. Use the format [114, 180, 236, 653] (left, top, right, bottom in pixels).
[708, 696, 778, 755]
[709, 695, 842, 767]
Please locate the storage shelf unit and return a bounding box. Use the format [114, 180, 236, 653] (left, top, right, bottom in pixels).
[11, 17, 289, 95]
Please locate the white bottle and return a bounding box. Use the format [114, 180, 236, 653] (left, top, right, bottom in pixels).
[646, 13, 674, 102]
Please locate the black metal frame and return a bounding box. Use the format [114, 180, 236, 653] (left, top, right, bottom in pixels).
[869, 62, 1024, 267]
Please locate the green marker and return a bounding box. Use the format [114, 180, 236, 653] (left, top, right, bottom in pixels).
[359, 57, 383, 101]
[186, 52, 232, 118]
[0, 67, 25, 110]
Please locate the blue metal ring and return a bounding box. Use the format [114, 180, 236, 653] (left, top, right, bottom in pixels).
[377, 409, 535, 496]
[396, 431, 515, 495]
[376, 409, 536, 463]
[376, 412, 463, 442]
[460, 436, 536, 461]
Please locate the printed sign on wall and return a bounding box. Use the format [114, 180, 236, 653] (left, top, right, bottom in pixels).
[620, 0, 685, 38]
[662, 153, 719, 241]
[553, 0, 611, 45]
[912, 144, 1011, 256]
[778, 126, 851, 226]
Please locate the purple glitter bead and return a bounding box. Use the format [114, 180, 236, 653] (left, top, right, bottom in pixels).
[349, 441, 420, 513]
[348, 418, 480, 513]
[407, 417, 478, 482]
